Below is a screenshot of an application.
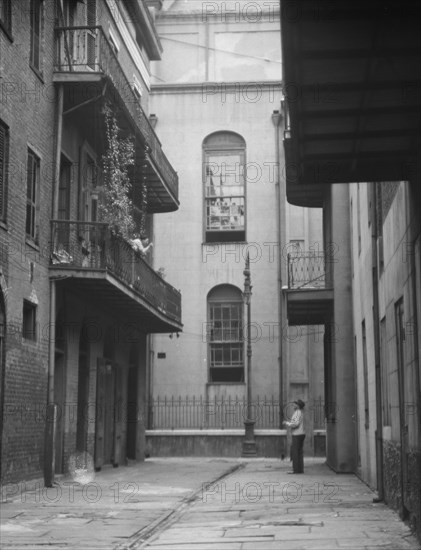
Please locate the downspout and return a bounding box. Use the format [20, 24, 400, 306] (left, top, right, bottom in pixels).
[45, 84, 64, 487]
[271, 109, 284, 429]
[372, 182, 384, 502]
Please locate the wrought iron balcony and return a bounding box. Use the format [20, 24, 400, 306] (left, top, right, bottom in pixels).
[50, 220, 181, 330]
[54, 26, 179, 212]
[287, 252, 330, 290]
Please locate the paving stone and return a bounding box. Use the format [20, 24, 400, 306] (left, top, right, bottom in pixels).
[2, 458, 421, 550]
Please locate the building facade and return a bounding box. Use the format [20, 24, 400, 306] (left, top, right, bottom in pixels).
[280, 0, 421, 538]
[147, 0, 324, 456]
[0, 0, 181, 485]
[350, 181, 421, 525]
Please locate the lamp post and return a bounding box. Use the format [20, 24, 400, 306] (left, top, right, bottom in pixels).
[242, 253, 257, 457]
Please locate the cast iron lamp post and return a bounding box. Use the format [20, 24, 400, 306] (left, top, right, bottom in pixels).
[242, 253, 257, 457]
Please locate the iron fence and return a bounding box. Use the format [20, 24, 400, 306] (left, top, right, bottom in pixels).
[148, 396, 327, 430]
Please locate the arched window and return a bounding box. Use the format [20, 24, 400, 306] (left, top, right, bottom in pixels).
[203, 132, 246, 243]
[208, 285, 244, 383]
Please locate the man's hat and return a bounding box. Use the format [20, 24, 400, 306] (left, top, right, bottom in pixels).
[294, 399, 305, 409]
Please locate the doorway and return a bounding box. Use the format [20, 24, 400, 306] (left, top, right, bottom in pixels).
[76, 324, 90, 453]
[95, 327, 125, 469]
[126, 345, 139, 460]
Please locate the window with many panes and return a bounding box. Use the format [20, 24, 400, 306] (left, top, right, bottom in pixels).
[204, 132, 246, 243]
[208, 285, 244, 383]
[26, 149, 40, 242]
[30, 0, 43, 71]
[0, 120, 9, 222]
[0, 0, 12, 36]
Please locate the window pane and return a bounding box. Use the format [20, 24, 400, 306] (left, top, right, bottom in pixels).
[206, 153, 243, 197]
[0, 0, 11, 31]
[204, 135, 246, 243]
[206, 197, 244, 231]
[0, 122, 7, 220]
[27, 154, 33, 199]
[23, 301, 37, 340]
[30, 0, 41, 69]
[26, 150, 39, 239]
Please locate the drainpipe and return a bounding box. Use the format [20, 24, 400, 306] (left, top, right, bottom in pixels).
[271, 109, 284, 429]
[372, 183, 384, 502]
[45, 84, 64, 487]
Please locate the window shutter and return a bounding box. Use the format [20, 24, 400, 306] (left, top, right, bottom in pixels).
[0, 124, 5, 220]
[87, 0, 96, 26]
[26, 153, 33, 236]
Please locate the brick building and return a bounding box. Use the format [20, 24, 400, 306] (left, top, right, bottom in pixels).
[0, 0, 181, 485]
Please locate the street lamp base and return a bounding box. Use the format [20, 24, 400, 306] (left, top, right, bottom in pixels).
[242, 420, 258, 457]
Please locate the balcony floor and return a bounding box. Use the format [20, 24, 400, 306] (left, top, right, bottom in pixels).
[51, 267, 182, 333]
[285, 288, 333, 325]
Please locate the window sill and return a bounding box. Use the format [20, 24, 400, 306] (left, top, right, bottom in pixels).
[206, 382, 246, 386]
[202, 240, 247, 245]
[22, 337, 37, 344]
[30, 64, 44, 84]
[0, 20, 13, 42]
[25, 238, 40, 252]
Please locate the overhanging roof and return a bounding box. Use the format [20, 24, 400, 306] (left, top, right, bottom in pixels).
[281, 0, 421, 206]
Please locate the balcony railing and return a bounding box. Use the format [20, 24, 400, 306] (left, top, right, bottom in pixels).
[54, 26, 178, 201]
[287, 252, 328, 290]
[50, 220, 181, 324]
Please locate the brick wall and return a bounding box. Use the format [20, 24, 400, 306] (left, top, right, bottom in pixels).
[0, 0, 56, 483]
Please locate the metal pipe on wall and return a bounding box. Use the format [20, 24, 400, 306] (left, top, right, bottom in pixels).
[271, 108, 285, 429]
[45, 83, 64, 487]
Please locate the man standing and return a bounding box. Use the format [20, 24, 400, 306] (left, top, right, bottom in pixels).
[283, 400, 305, 474]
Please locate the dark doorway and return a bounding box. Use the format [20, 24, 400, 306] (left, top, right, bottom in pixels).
[126, 345, 139, 460]
[95, 327, 124, 469]
[76, 324, 90, 453]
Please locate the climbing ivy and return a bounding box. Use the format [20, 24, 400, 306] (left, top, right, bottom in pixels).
[100, 105, 135, 240]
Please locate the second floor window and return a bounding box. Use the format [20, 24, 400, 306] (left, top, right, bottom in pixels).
[30, 0, 43, 71]
[204, 132, 246, 243]
[26, 149, 40, 242]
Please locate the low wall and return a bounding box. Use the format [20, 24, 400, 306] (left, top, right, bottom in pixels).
[146, 429, 326, 458]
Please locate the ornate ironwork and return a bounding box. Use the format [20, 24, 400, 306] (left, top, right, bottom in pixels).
[50, 220, 181, 323]
[287, 252, 327, 289]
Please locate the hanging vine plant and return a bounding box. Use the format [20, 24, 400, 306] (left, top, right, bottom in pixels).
[139, 147, 149, 235]
[100, 105, 136, 240]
